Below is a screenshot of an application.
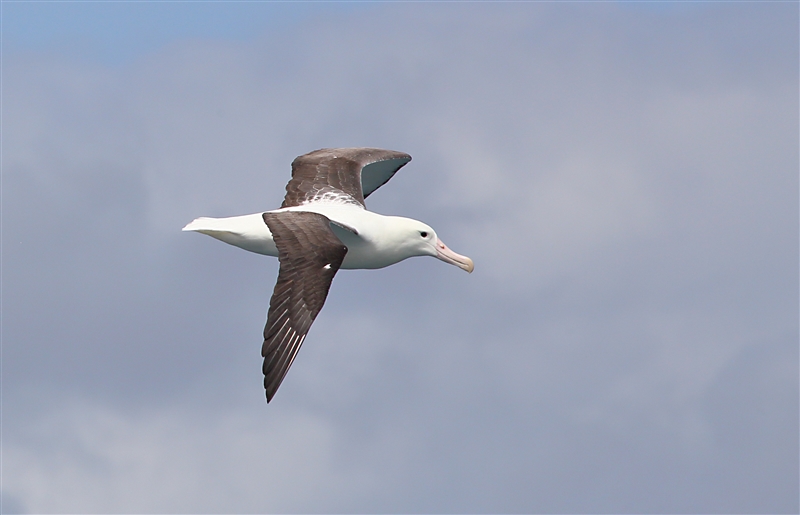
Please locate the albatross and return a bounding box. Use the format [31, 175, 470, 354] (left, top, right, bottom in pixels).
[183, 148, 473, 402]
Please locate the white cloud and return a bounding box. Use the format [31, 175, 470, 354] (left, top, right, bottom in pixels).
[5, 400, 381, 513]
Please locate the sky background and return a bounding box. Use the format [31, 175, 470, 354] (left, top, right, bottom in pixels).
[2, 2, 798, 513]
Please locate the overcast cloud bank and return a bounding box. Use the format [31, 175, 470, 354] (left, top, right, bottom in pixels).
[3, 3, 798, 513]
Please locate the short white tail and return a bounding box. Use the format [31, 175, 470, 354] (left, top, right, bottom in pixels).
[182, 217, 220, 232]
[182, 213, 278, 256]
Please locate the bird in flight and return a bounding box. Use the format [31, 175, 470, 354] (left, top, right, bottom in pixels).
[183, 148, 474, 402]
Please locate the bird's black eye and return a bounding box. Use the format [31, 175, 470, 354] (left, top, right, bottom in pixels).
[420, 231, 428, 238]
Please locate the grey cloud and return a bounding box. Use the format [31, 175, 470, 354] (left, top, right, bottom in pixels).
[3, 3, 797, 513]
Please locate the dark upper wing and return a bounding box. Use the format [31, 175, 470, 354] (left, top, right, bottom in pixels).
[261, 211, 348, 403]
[281, 148, 412, 208]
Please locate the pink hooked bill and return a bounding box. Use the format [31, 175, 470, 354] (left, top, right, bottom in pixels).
[435, 238, 474, 273]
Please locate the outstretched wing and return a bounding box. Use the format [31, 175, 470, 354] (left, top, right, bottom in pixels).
[281, 148, 411, 208]
[261, 211, 348, 403]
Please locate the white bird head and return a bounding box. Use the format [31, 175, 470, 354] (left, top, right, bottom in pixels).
[386, 217, 474, 273]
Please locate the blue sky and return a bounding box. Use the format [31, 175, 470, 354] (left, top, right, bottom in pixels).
[2, 2, 798, 513]
[4, 2, 373, 64]
[2, 1, 706, 64]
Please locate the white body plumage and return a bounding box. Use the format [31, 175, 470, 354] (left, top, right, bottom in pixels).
[182, 203, 473, 272]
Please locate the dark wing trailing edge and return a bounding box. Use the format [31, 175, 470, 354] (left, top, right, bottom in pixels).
[282, 148, 412, 208]
[261, 211, 348, 403]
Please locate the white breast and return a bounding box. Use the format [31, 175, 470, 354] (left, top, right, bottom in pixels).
[285, 204, 410, 270]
